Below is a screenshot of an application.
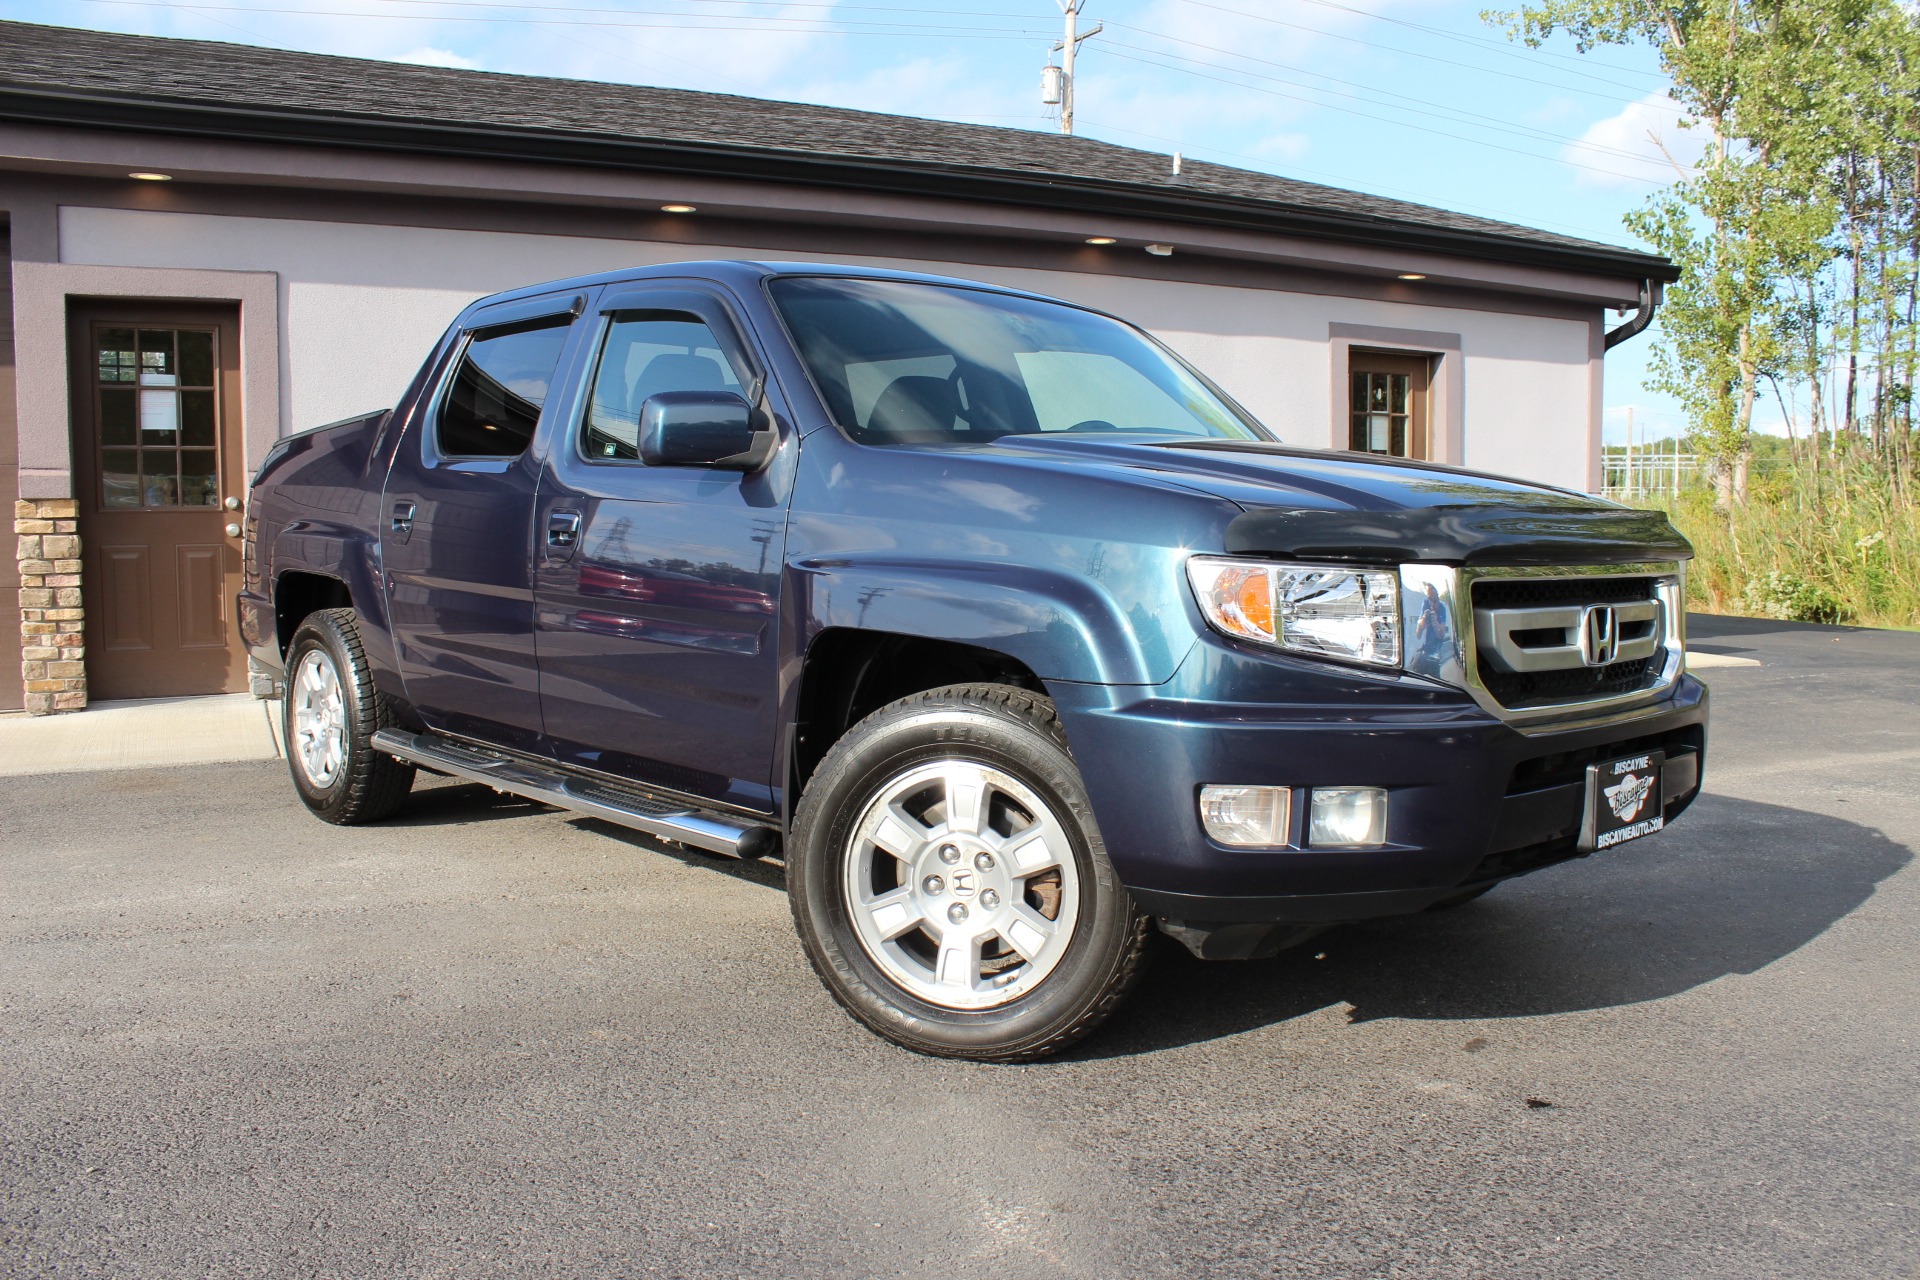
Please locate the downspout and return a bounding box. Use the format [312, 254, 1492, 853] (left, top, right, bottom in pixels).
[1603, 279, 1661, 350]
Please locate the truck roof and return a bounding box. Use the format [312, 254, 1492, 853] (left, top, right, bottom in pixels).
[463, 260, 1061, 318]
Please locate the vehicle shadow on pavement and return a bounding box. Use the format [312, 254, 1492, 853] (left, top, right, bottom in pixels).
[383, 779, 555, 827]
[1077, 793, 1911, 1059]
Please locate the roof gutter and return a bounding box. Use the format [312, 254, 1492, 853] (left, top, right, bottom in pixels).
[0, 84, 1681, 286]
[1603, 278, 1662, 349]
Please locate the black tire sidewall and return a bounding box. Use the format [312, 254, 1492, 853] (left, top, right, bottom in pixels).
[283, 610, 402, 823]
[790, 689, 1139, 1058]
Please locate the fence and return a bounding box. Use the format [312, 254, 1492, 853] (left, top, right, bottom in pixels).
[1600, 443, 1699, 500]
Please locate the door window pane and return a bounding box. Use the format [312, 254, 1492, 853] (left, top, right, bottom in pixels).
[98, 329, 137, 382]
[583, 315, 745, 460]
[439, 318, 572, 458]
[140, 387, 181, 440]
[102, 449, 141, 508]
[180, 390, 216, 446]
[100, 388, 137, 447]
[141, 452, 180, 507]
[177, 330, 215, 386]
[94, 325, 223, 509]
[138, 330, 175, 385]
[179, 450, 220, 507]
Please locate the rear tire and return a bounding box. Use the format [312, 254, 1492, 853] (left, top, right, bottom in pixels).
[788, 683, 1150, 1062]
[284, 607, 415, 824]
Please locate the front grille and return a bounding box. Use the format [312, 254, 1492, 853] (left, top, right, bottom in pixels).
[1471, 574, 1667, 710]
[1473, 575, 1655, 608]
[1480, 655, 1656, 706]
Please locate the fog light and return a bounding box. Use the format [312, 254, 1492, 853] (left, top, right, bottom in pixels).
[1199, 785, 1291, 847]
[1309, 787, 1387, 847]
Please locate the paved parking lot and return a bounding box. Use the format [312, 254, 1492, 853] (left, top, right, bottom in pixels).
[3, 615, 1916, 1279]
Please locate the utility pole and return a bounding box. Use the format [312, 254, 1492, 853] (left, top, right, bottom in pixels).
[1049, 0, 1101, 136]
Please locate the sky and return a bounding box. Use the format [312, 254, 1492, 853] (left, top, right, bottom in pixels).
[1, 0, 1728, 446]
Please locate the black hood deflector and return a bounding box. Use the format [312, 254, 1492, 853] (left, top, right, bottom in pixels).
[1224, 504, 1693, 566]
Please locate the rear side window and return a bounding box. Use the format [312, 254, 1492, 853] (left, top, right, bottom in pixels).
[438, 317, 573, 458]
[583, 315, 746, 460]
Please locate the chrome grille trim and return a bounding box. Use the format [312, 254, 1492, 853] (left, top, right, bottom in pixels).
[1475, 596, 1661, 673]
[1399, 561, 1686, 730]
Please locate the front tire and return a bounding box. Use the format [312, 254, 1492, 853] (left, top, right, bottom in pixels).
[284, 607, 415, 824]
[788, 684, 1150, 1061]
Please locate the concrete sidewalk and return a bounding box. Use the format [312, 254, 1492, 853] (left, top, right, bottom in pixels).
[0, 694, 281, 777]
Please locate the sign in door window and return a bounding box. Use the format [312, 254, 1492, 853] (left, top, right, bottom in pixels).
[95, 327, 220, 508]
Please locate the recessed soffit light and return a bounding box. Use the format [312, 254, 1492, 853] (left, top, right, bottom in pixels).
[129, 172, 173, 181]
[1085, 236, 1117, 245]
[1397, 272, 1427, 280]
[660, 203, 697, 213]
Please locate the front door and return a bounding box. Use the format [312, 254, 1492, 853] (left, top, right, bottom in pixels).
[71, 303, 247, 700]
[533, 286, 790, 814]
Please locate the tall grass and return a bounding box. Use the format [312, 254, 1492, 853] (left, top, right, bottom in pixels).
[1647, 458, 1920, 629]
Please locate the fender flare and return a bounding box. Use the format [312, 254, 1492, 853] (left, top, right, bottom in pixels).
[791, 556, 1177, 686]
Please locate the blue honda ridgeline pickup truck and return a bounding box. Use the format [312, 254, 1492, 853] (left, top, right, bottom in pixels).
[242, 261, 1707, 1061]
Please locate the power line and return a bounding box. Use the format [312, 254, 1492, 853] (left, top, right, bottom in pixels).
[1180, 0, 1668, 89]
[1074, 113, 1644, 245]
[1093, 44, 1666, 186]
[1100, 29, 1671, 166]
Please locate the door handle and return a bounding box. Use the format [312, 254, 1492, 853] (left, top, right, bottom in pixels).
[390, 501, 416, 543]
[547, 509, 582, 550]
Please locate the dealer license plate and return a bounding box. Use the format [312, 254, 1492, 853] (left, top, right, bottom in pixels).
[1581, 750, 1665, 851]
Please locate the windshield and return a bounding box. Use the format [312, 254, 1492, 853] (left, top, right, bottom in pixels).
[769, 277, 1269, 447]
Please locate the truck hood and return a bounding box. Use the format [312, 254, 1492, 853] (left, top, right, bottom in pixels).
[989, 435, 1692, 567]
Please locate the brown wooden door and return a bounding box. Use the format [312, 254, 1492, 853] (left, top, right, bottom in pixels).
[1348, 350, 1433, 460]
[70, 302, 247, 700]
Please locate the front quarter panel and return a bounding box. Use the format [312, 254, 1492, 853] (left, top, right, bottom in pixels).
[786, 430, 1233, 685]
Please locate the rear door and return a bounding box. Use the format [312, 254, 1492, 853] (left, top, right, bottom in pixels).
[381, 292, 588, 752]
[532, 284, 792, 813]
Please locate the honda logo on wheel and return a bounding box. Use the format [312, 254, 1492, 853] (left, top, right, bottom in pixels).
[1581, 605, 1618, 666]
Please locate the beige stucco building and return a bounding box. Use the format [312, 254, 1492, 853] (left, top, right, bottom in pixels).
[0, 21, 1672, 712]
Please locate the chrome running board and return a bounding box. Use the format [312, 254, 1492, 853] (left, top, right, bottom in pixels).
[370, 729, 780, 860]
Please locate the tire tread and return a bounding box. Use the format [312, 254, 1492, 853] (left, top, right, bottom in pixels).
[287, 607, 415, 824]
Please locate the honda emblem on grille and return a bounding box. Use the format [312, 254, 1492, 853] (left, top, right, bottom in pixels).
[1581, 605, 1618, 666]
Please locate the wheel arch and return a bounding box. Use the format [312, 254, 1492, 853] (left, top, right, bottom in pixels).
[790, 628, 1048, 801]
[274, 570, 353, 656]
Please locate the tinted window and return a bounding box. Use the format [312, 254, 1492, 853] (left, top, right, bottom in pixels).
[583, 315, 746, 460]
[769, 277, 1266, 447]
[438, 317, 572, 457]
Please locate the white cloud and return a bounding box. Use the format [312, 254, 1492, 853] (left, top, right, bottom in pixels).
[394, 47, 481, 70]
[1566, 90, 1708, 189]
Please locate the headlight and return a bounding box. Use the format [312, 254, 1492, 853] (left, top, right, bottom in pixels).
[1186, 557, 1401, 668]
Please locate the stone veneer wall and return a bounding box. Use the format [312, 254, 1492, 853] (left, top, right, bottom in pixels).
[16, 498, 85, 714]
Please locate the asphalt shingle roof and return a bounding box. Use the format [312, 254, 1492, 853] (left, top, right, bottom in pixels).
[0, 19, 1674, 280]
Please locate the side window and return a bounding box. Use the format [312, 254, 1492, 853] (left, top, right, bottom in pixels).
[583, 314, 746, 460]
[438, 317, 573, 458]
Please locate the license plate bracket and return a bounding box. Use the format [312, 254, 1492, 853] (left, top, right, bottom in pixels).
[1579, 749, 1666, 852]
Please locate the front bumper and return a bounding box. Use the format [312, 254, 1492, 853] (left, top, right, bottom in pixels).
[1049, 636, 1708, 928]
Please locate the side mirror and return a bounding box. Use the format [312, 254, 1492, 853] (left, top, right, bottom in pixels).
[638, 390, 762, 469]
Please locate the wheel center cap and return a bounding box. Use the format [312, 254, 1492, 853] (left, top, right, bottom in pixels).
[948, 869, 979, 900]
